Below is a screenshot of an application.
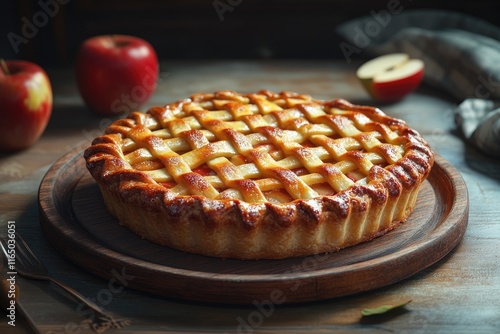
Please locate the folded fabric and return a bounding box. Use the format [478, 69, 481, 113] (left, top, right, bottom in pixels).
[455, 99, 500, 158]
[336, 9, 500, 157]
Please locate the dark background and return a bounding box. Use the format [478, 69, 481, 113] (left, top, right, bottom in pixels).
[1, 0, 499, 68]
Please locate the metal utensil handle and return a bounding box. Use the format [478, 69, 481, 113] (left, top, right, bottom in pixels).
[49, 277, 108, 316]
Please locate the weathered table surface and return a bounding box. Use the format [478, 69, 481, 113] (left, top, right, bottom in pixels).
[1, 60, 499, 334]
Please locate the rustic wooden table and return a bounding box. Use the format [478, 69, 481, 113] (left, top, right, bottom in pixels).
[1, 60, 499, 333]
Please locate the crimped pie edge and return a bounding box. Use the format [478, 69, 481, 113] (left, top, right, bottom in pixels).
[84, 91, 434, 260]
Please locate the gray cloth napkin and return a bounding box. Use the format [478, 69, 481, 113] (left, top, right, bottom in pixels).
[455, 99, 500, 158]
[336, 9, 500, 157]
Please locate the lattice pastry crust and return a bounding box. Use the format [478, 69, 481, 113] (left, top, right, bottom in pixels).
[84, 90, 434, 259]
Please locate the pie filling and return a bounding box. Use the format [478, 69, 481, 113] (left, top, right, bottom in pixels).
[85, 90, 434, 259]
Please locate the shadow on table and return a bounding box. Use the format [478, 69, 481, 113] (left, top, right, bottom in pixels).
[462, 144, 500, 182]
[45, 104, 124, 135]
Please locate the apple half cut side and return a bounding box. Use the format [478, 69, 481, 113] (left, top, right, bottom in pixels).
[357, 53, 425, 103]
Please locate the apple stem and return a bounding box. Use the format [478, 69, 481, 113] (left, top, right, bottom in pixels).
[109, 34, 121, 48]
[0, 58, 9, 75]
[110, 35, 127, 48]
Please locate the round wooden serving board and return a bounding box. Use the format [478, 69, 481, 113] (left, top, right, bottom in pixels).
[39, 146, 468, 304]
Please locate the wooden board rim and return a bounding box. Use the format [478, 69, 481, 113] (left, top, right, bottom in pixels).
[38, 146, 469, 304]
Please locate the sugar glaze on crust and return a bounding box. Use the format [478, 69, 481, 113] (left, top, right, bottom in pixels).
[84, 90, 434, 259]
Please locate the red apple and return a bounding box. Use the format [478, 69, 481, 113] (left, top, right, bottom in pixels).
[0, 59, 52, 151]
[356, 53, 424, 103]
[76, 35, 159, 116]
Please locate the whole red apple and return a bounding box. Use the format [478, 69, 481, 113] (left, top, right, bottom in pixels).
[0, 59, 52, 151]
[356, 53, 424, 103]
[76, 35, 159, 116]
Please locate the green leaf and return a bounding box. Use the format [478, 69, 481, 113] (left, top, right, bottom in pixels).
[361, 300, 412, 316]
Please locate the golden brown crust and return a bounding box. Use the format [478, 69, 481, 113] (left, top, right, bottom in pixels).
[84, 90, 434, 259]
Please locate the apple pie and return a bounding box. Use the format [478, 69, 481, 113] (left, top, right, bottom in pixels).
[84, 90, 434, 259]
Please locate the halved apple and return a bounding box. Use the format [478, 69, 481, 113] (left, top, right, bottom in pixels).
[356, 53, 424, 103]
